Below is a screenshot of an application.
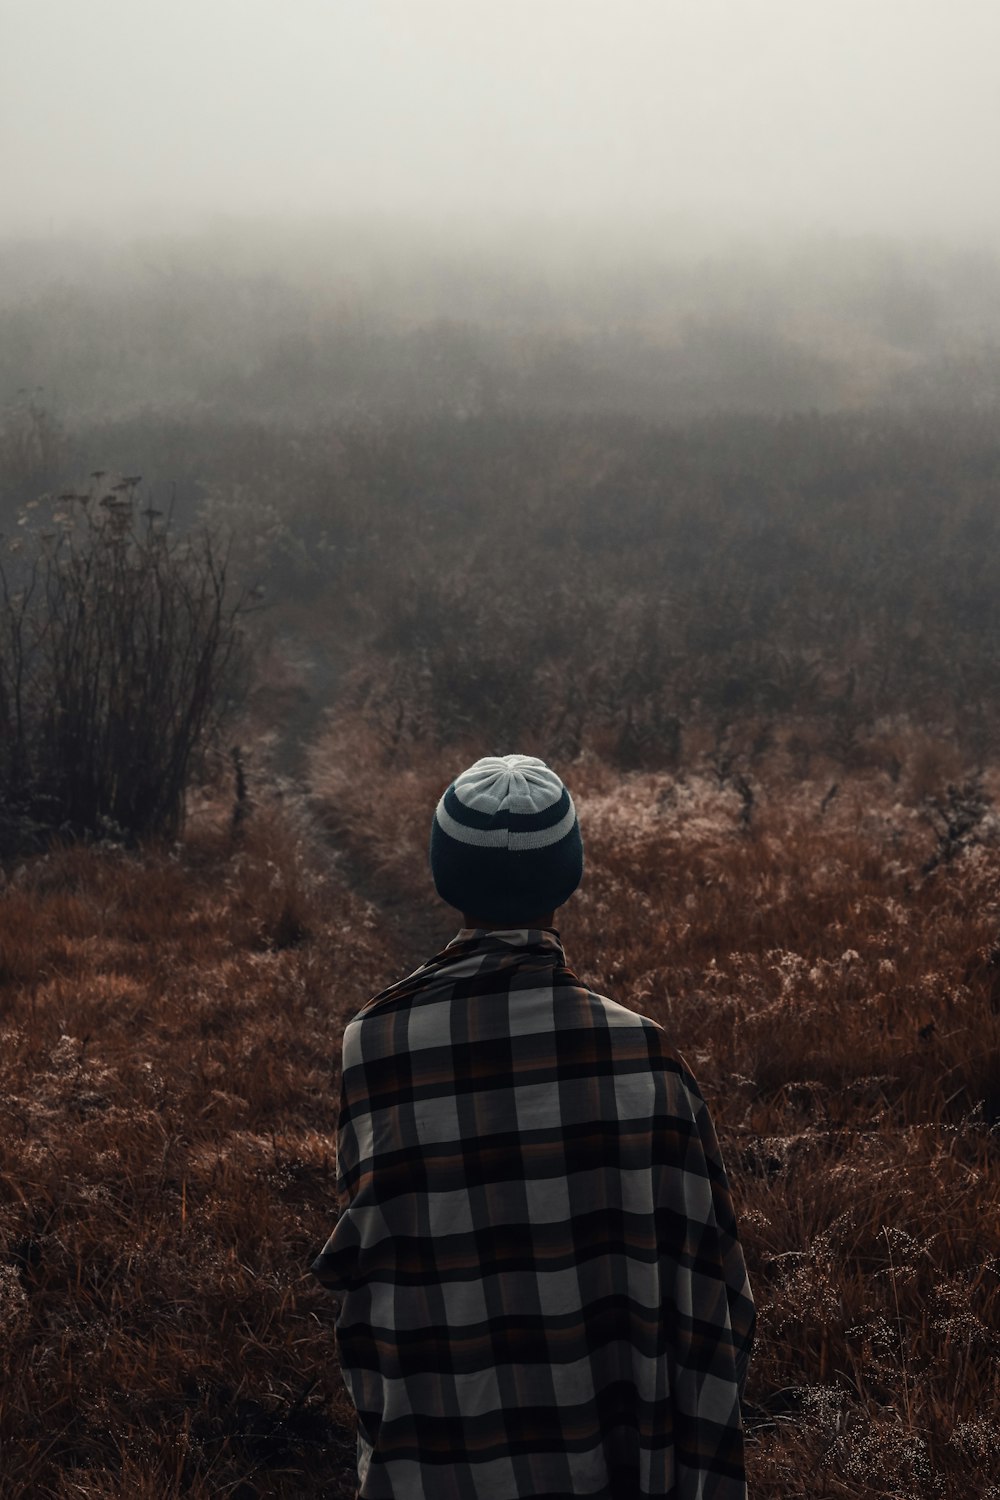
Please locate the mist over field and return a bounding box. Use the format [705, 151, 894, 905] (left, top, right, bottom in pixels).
[5, 221, 1000, 429]
[3, 3, 1000, 1497]
[4, 0, 1000, 513]
[5, 0, 1000, 443]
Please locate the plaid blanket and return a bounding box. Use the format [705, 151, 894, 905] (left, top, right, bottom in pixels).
[312, 926, 755, 1499]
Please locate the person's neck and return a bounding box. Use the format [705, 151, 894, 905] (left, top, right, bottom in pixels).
[462, 913, 556, 932]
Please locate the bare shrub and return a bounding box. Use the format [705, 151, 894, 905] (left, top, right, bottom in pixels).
[0, 474, 258, 854]
[920, 778, 993, 875]
[0, 393, 66, 513]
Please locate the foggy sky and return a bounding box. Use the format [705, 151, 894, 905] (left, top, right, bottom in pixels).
[3, 0, 1000, 246]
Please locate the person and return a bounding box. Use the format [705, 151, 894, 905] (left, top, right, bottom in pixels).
[312, 753, 755, 1499]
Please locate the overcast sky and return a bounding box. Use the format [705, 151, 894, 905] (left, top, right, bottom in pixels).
[3, 0, 999, 245]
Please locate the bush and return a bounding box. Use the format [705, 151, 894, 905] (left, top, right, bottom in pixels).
[0, 392, 66, 516]
[0, 473, 257, 855]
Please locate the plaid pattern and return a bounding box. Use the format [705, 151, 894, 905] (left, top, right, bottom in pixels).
[312, 927, 755, 1499]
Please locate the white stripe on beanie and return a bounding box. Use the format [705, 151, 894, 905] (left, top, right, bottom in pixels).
[434, 793, 578, 850]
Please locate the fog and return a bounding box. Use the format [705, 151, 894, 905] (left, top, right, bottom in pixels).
[4, 0, 1000, 244]
[4, 0, 1000, 432]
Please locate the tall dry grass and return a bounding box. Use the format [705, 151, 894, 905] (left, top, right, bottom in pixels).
[0, 791, 386, 1498]
[2, 716, 1000, 1495]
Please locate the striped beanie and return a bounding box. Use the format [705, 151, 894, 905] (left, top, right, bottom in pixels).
[430, 754, 584, 924]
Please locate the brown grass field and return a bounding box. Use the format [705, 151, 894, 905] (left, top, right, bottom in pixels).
[2, 714, 1000, 1497]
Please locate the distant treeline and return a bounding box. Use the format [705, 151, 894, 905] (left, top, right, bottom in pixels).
[313, 406, 1000, 772]
[4, 222, 1000, 778]
[3, 226, 1000, 428]
[4, 398, 996, 777]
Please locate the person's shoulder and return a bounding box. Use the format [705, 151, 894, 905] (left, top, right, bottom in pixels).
[576, 982, 704, 1092]
[568, 976, 663, 1034]
[341, 951, 470, 1062]
[579, 984, 665, 1033]
[347, 957, 438, 1025]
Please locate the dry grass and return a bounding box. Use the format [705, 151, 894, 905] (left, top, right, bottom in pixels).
[3, 718, 1000, 1496]
[0, 792, 386, 1498]
[561, 763, 1000, 1498]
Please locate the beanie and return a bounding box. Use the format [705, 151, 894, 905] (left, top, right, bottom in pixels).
[429, 754, 584, 924]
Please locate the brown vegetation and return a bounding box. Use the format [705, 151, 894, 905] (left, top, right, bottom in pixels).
[2, 712, 999, 1496]
[0, 795, 380, 1497]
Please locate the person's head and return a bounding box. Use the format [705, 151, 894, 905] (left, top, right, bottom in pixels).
[429, 753, 583, 928]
